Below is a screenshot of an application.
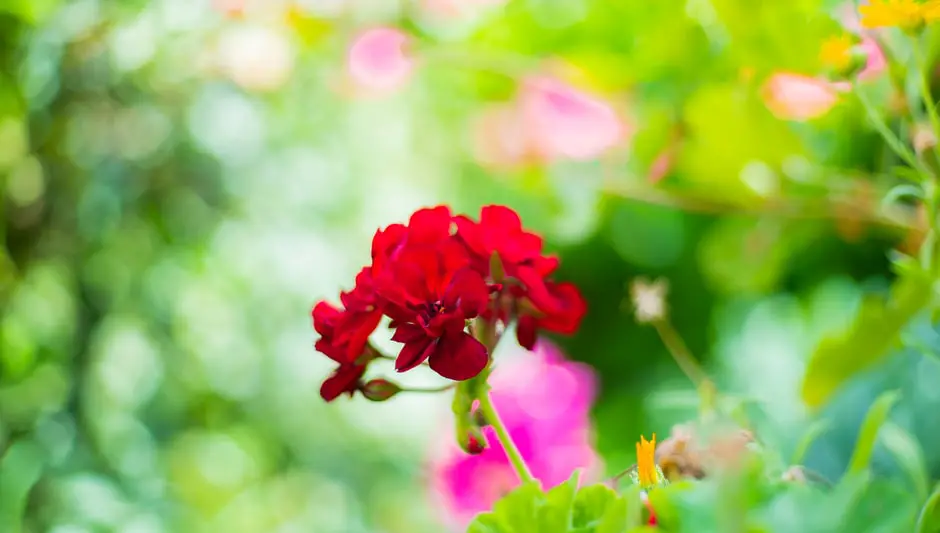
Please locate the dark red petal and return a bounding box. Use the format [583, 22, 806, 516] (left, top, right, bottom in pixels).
[391, 322, 427, 344]
[442, 268, 489, 318]
[479, 205, 522, 233]
[312, 301, 341, 336]
[319, 365, 365, 402]
[537, 282, 587, 335]
[428, 330, 488, 381]
[515, 266, 562, 314]
[408, 206, 453, 245]
[315, 338, 345, 363]
[516, 315, 538, 350]
[395, 336, 436, 373]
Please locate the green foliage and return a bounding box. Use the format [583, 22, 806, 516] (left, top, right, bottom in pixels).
[802, 272, 934, 408]
[466, 474, 643, 533]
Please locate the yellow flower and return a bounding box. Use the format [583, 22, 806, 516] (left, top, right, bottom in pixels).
[819, 35, 855, 72]
[924, 0, 940, 22]
[636, 434, 659, 487]
[858, 0, 924, 29]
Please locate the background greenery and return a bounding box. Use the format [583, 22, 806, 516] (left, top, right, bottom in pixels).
[2, 0, 938, 531]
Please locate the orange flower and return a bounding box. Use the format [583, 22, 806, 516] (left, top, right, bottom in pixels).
[636, 434, 659, 487]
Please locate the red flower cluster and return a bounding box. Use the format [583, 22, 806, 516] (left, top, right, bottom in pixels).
[312, 205, 587, 401]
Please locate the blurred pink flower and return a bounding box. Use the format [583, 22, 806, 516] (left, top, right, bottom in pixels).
[428, 341, 602, 529]
[858, 36, 887, 81]
[762, 72, 843, 121]
[521, 77, 625, 161]
[472, 77, 626, 169]
[346, 27, 414, 95]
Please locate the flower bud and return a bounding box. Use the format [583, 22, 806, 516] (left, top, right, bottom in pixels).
[467, 434, 486, 455]
[629, 277, 669, 324]
[361, 379, 402, 402]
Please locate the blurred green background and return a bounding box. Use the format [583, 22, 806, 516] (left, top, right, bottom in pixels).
[3, 0, 939, 531]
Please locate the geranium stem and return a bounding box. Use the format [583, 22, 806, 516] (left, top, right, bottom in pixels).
[477, 389, 536, 484]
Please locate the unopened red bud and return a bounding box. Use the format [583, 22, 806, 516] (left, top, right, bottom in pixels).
[361, 379, 402, 402]
[467, 434, 486, 455]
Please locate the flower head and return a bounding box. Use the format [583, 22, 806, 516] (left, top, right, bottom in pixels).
[636, 434, 660, 488]
[819, 35, 855, 72]
[311, 204, 587, 397]
[858, 0, 924, 29]
[762, 72, 842, 121]
[346, 27, 414, 95]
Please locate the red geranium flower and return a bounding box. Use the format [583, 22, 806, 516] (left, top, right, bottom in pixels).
[377, 248, 490, 379]
[455, 205, 586, 350]
[312, 268, 384, 401]
[312, 203, 587, 397]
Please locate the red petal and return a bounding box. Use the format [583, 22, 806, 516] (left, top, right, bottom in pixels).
[320, 365, 365, 402]
[395, 336, 436, 372]
[371, 223, 407, 273]
[442, 268, 489, 318]
[516, 315, 538, 350]
[391, 322, 426, 344]
[515, 266, 562, 314]
[428, 330, 488, 380]
[312, 301, 341, 335]
[479, 205, 522, 233]
[408, 206, 453, 245]
[453, 214, 485, 256]
[537, 282, 587, 334]
[338, 309, 383, 360]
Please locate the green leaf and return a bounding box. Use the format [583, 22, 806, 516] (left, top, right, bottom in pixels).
[790, 419, 831, 465]
[466, 481, 546, 533]
[917, 483, 940, 533]
[848, 390, 901, 475]
[0, 439, 44, 533]
[801, 271, 933, 408]
[882, 184, 925, 208]
[537, 471, 580, 531]
[881, 421, 929, 501]
[572, 484, 622, 530]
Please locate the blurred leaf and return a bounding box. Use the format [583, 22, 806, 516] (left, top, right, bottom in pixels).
[0, 439, 44, 533]
[802, 270, 933, 407]
[881, 421, 929, 501]
[917, 483, 940, 533]
[848, 390, 901, 475]
[538, 471, 580, 531]
[467, 481, 545, 533]
[791, 419, 831, 465]
[571, 484, 623, 531]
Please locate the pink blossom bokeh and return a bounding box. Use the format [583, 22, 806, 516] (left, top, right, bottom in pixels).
[428, 341, 602, 529]
[473, 76, 627, 169]
[346, 27, 414, 95]
[761, 72, 845, 121]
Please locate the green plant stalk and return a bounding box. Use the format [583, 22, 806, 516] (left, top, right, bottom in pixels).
[912, 34, 940, 161]
[477, 388, 536, 483]
[854, 83, 930, 179]
[471, 316, 535, 484]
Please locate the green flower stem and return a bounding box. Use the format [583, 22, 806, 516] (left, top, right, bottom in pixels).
[854, 83, 930, 180]
[477, 388, 536, 484]
[912, 34, 940, 160]
[652, 318, 709, 388]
